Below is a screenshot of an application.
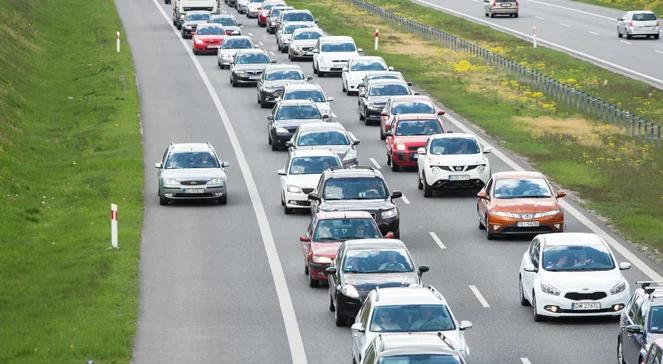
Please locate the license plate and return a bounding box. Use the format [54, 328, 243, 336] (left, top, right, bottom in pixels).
[501, 3, 511, 6]
[517, 221, 540, 227]
[185, 188, 205, 194]
[572, 302, 601, 310]
[206, 44, 219, 49]
[449, 175, 470, 181]
[249, 75, 260, 79]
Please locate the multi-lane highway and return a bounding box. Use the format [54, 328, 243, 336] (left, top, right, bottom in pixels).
[414, 0, 663, 88]
[113, 0, 663, 362]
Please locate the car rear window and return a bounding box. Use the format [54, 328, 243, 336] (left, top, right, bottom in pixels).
[633, 13, 657, 21]
[379, 355, 462, 364]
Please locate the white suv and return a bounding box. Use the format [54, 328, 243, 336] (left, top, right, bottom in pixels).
[341, 56, 391, 95]
[313, 36, 363, 77]
[351, 286, 472, 364]
[416, 133, 491, 197]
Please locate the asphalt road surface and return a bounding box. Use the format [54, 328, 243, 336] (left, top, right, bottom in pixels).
[413, 0, 663, 88]
[113, 0, 663, 362]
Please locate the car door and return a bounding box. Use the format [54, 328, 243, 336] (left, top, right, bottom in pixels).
[522, 238, 540, 300]
[329, 246, 344, 305]
[303, 217, 315, 264]
[353, 295, 373, 362]
[623, 295, 645, 362]
[477, 178, 493, 222]
[361, 341, 377, 364]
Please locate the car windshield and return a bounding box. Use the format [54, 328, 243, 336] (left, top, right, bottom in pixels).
[298, 131, 350, 146]
[284, 12, 314, 22]
[379, 355, 462, 364]
[395, 119, 442, 136]
[223, 38, 252, 49]
[323, 177, 388, 200]
[265, 70, 304, 81]
[351, 60, 387, 71]
[649, 306, 663, 333]
[368, 75, 400, 82]
[165, 152, 219, 169]
[284, 24, 310, 34]
[369, 84, 410, 96]
[283, 90, 325, 102]
[187, 13, 210, 21]
[429, 138, 480, 155]
[250, 0, 262, 3]
[542, 245, 615, 272]
[264, 3, 284, 10]
[196, 26, 224, 35]
[633, 13, 657, 21]
[271, 8, 290, 18]
[288, 156, 340, 175]
[321, 42, 356, 52]
[393, 102, 435, 115]
[210, 17, 237, 26]
[294, 31, 323, 40]
[343, 248, 413, 273]
[370, 305, 455, 333]
[275, 105, 321, 120]
[236, 53, 270, 64]
[313, 218, 381, 241]
[493, 178, 552, 199]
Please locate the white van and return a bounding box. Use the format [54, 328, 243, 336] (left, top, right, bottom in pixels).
[172, 0, 219, 29]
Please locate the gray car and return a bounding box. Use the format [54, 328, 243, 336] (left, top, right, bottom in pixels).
[267, 100, 329, 150]
[266, 6, 294, 34]
[230, 49, 274, 86]
[617, 11, 660, 39]
[257, 64, 311, 107]
[484, 0, 518, 18]
[286, 122, 360, 166]
[217, 36, 254, 69]
[181, 11, 211, 39]
[208, 14, 242, 36]
[288, 27, 325, 61]
[280, 83, 335, 119]
[156, 143, 230, 205]
[358, 79, 413, 124]
[277, 22, 316, 52]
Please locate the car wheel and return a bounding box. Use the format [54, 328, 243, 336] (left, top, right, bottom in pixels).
[386, 153, 391, 166]
[304, 264, 309, 275]
[490, 12, 495, 18]
[271, 140, 279, 151]
[626, 32, 632, 39]
[342, 81, 347, 93]
[519, 276, 528, 306]
[617, 337, 626, 364]
[313, 63, 318, 74]
[218, 60, 223, 69]
[329, 294, 335, 312]
[532, 292, 543, 322]
[334, 302, 346, 326]
[260, 98, 269, 108]
[423, 175, 433, 198]
[283, 203, 292, 214]
[417, 169, 423, 190]
[486, 214, 495, 240]
[159, 196, 168, 206]
[359, 110, 365, 121]
[514, 12, 518, 18]
[655, 34, 660, 40]
[391, 160, 399, 172]
[231, 75, 237, 87]
[380, 126, 386, 140]
[217, 195, 227, 205]
[308, 274, 319, 288]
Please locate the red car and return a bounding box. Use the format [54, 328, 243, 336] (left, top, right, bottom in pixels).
[385, 114, 445, 171]
[379, 95, 445, 140]
[258, 1, 285, 27]
[299, 211, 391, 287]
[192, 24, 225, 55]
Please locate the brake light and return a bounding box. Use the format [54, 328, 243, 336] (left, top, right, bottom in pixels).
[629, 21, 634, 27]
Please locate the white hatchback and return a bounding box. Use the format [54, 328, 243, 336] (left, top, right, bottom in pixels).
[342, 56, 392, 95]
[617, 11, 660, 39]
[313, 36, 363, 77]
[519, 233, 632, 321]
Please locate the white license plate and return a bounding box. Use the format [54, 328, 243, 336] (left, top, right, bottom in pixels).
[501, 3, 511, 7]
[449, 175, 470, 181]
[249, 75, 260, 79]
[517, 221, 540, 227]
[573, 302, 601, 310]
[185, 188, 205, 194]
[206, 44, 219, 49]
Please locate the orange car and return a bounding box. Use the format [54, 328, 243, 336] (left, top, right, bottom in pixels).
[477, 171, 566, 239]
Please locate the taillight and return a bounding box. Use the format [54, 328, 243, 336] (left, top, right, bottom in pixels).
[629, 21, 634, 27]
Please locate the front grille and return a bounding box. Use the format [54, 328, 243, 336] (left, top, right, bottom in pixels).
[180, 180, 207, 186]
[302, 188, 314, 194]
[332, 60, 347, 63]
[173, 193, 214, 197]
[286, 127, 297, 133]
[500, 226, 554, 234]
[407, 146, 420, 151]
[565, 292, 607, 301]
[247, 70, 262, 75]
[302, 47, 313, 51]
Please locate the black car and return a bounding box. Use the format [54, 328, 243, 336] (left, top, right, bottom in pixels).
[358, 79, 412, 125]
[618, 281, 663, 364]
[181, 11, 211, 39]
[309, 167, 402, 237]
[267, 100, 328, 151]
[257, 64, 310, 108]
[325, 239, 428, 326]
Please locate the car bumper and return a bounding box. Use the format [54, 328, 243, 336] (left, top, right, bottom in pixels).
[234, 73, 263, 83]
[194, 44, 221, 53]
[364, 107, 385, 120]
[308, 261, 331, 281]
[284, 190, 312, 209]
[626, 26, 660, 35]
[487, 215, 564, 236]
[271, 130, 295, 147]
[490, 7, 518, 14]
[536, 290, 629, 317]
[336, 292, 363, 321]
[392, 150, 418, 167]
[181, 28, 195, 37]
[290, 47, 314, 58]
[161, 186, 226, 200]
[425, 167, 490, 189]
[318, 63, 347, 73]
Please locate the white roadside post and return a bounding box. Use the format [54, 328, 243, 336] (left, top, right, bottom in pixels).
[374, 28, 379, 50]
[111, 203, 118, 249]
[532, 26, 537, 48]
[116, 31, 121, 53]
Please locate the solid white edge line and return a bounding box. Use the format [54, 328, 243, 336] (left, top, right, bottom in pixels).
[521, 358, 532, 364]
[369, 157, 382, 169]
[400, 193, 410, 204]
[429, 232, 447, 250]
[413, 0, 663, 88]
[442, 112, 663, 280]
[469, 285, 490, 308]
[524, 0, 616, 21]
[150, 1, 308, 363]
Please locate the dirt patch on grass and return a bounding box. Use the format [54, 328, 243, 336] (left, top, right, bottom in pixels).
[516, 116, 624, 148]
[381, 33, 440, 57]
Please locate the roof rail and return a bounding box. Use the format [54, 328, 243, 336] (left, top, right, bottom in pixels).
[637, 281, 663, 296]
[375, 286, 380, 302]
[437, 332, 455, 351]
[348, 165, 375, 171]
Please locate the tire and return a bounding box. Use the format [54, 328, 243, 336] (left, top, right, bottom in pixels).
[329, 294, 335, 312]
[655, 34, 660, 40]
[342, 81, 347, 93]
[217, 195, 227, 205]
[231, 75, 237, 87]
[218, 61, 223, 69]
[305, 264, 309, 275]
[514, 13, 518, 18]
[386, 154, 391, 166]
[359, 110, 365, 121]
[334, 302, 346, 326]
[380, 126, 386, 140]
[313, 63, 318, 74]
[490, 12, 495, 18]
[284, 203, 292, 214]
[532, 292, 543, 322]
[617, 29, 623, 38]
[271, 140, 279, 151]
[417, 169, 423, 190]
[617, 338, 626, 364]
[159, 196, 168, 206]
[391, 160, 399, 172]
[309, 274, 319, 288]
[626, 32, 632, 39]
[423, 175, 433, 198]
[519, 276, 528, 306]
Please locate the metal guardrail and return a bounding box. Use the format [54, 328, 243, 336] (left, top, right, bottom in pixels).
[346, 0, 661, 146]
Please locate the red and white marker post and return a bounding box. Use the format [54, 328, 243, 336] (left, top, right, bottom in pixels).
[111, 203, 118, 249]
[116, 31, 121, 53]
[532, 26, 537, 48]
[374, 28, 379, 50]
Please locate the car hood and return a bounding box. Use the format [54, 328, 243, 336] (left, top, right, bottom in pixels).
[319, 52, 358, 61]
[347, 71, 378, 82]
[493, 198, 560, 212]
[345, 272, 419, 296]
[426, 153, 486, 166]
[291, 39, 317, 48]
[234, 63, 270, 71]
[195, 35, 224, 41]
[296, 144, 351, 157]
[285, 174, 321, 189]
[310, 242, 342, 257]
[365, 96, 392, 104]
[219, 48, 243, 57]
[161, 168, 226, 180]
[392, 135, 431, 146]
[274, 119, 324, 128]
[183, 20, 208, 27]
[224, 26, 242, 34]
[263, 79, 307, 89]
[540, 269, 624, 291]
[320, 199, 394, 212]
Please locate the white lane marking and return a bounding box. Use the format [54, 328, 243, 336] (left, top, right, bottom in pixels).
[269, 51, 276, 56]
[535, 16, 545, 20]
[248, 32, 254, 37]
[620, 40, 632, 45]
[151, 1, 308, 362]
[469, 285, 490, 308]
[258, 40, 264, 46]
[524, 0, 616, 21]
[442, 111, 663, 280]
[560, 23, 570, 28]
[521, 358, 532, 364]
[400, 193, 410, 205]
[657, 50, 663, 55]
[429, 232, 447, 250]
[369, 157, 382, 169]
[589, 31, 600, 36]
[413, 0, 663, 88]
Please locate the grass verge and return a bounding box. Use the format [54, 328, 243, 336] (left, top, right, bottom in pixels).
[287, 0, 663, 251]
[0, 0, 142, 363]
[570, 0, 663, 15]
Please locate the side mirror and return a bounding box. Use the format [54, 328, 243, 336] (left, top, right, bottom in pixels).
[619, 262, 632, 270]
[556, 190, 567, 198]
[417, 147, 426, 155]
[277, 168, 286, 176]
[325, 266, 337, 275]
[384, 231, 395, 239]
[312, 49, 319, 53]
[407, 82, 414, 86]
[437, 110, 446, 116]
[327, 97, 335, 102]
[483, 146, 493, 154]
[477, 190, 487, 199]
[321, 114, 331, 121]
[625, 324, 643, 334]
[237, 23, 243, 26]
[351, 322, 365, 333]
[418, 265, 430, 275]
[222, 161, 230, 168]
[413, 92, 421, 95]
[357, 48, 363, 53]
[308, 192, 320, 200]
[306, 75, 313, 81]
[285, 140, 293, 147]
[458, 320, 473, 330]
[154, 162, 162, 169]
[267, 115, 274, 121]
[271, 60, 277, 63]
[523, 263, 537, 272]
[352, 139, 360, 146]
[388, 66, 394, 71]
[299, 235, 310, 242]
[391, 190, 403, 199]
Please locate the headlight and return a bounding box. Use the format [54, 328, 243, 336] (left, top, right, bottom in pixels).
[207, 178, 224, 185]
[431, 166, 442, 175]
[184, 24, 192, 29]
[343, 148, 357, 161]
[236, 70, 247, 75]
[164, 178, 180, 187]
[276, 127, 289, 134]
[262, 86, 275, 93]
[381, 208, 398, 219]
[396, 144, 406, 151]
[540, 281, 560, 296]
[194, 39, 203, 45]
[290, 44, 301, 52]
[611, 280, 627, 295]
[287, 185, 303, 193]
[538, 209, 561, 218]
[493, 211, 516, 218]
[477, 165, 486, 173]
[341, 284, 360, 299]
[367, 103, 382, 110]
[312, 256, 333, 264]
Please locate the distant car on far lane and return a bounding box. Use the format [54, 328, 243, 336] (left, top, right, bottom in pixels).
[484, 0, 519, 18]
[208, 14, 243, 36]
[617, 11, 660, 39]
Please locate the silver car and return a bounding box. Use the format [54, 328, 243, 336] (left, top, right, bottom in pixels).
[286, 122, 360, 166]
[246, 0, 263, 18]
[230, 49, 274, 86]
[484, 0, 519, 18]
[257, 64, 311, 107]
[217, 36, 254, 69]
[277, 22, 316, 52]
[156, 143, 230, 205]
[618, 11, 660, 39]
[288, 27, 325, 61]
[235, 0, 249, 14]
[280, 83, 335, 119]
